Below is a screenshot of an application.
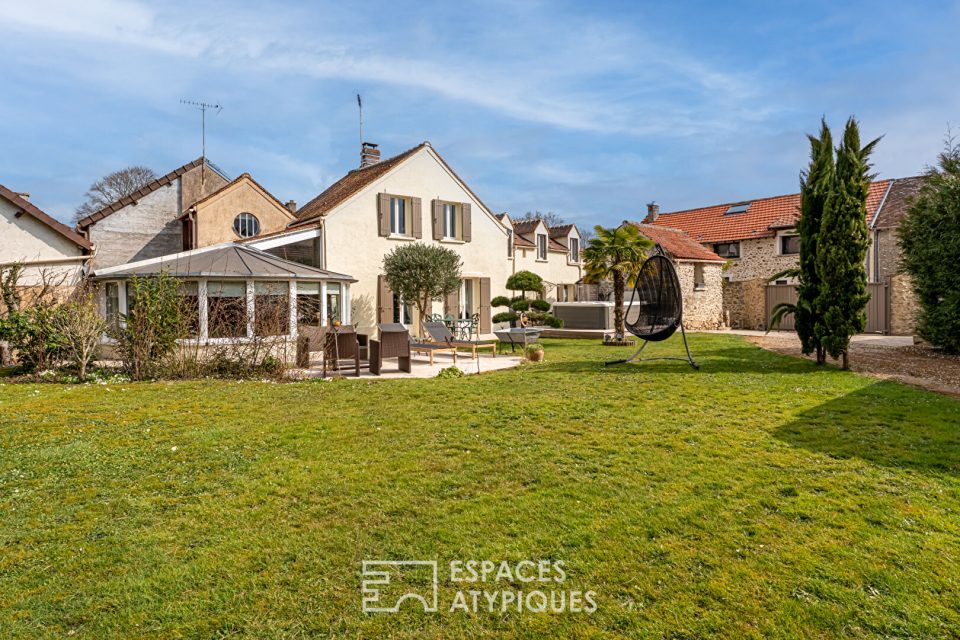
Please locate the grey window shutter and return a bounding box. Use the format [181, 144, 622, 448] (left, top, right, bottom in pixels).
[411, 197, 422, 238]
[445, 284, 460, 317]
[479, 277, 491, 334]
[432, 200, 442, 240]
[461, 203, 472, 242]
[378, 275, 394, 324]
[377, 193, 391, 237]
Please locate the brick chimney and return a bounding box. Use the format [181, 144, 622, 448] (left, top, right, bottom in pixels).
[285, 200, 297, 213]
[360, 142, 381, 168]
[644, 201, 660, 223]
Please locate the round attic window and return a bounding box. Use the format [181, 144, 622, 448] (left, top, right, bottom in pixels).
[233, 212, 261, 238]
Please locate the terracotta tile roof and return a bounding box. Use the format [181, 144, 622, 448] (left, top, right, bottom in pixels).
[548, 223, 576, 238]
[294, 143, 427, 225]
[0, 183, 92, 250]
[510, 219, 541, 235]
[75, 158, 224, 229]
[872, 176, 923, 229]
[651, 180, 892, 243]
[628, 223, 725, 262]
[513, 233, 535, 248]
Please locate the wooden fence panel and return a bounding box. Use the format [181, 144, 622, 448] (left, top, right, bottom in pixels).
[764, 282, 889, 334]
[764, 284, 798, 331]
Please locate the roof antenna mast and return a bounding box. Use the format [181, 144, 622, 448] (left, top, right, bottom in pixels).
[357, 93, 363, 150]
[180, 99, 222, 185]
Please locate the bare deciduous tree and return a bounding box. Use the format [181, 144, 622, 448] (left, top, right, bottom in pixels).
[52, 292, 106, 381]
[74, 166, 157, 223]
[520, 210, 566, 228]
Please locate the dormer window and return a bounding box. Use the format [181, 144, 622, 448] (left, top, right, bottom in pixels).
[725, 203, 750, 215]
[536, 234, 547, 260]
[568, 237, 580, 262]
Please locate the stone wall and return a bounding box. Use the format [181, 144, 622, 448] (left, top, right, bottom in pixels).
[676, 262, 725, 330]
[721, 236, 799, 283]
[722, 277, 766, 330]
[888, 273, 919, 336]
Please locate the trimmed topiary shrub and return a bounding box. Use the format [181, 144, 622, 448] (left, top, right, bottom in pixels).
[544, 314, 564, 328]
[510, 299, 530, 312]
[530, 299, 551, 312]
[491, 296, 511, 308]
[493, 312, 518, 324]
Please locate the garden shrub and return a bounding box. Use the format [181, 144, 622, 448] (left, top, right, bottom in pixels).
[493, 312, 518, 324]
[544, 314, 564, 328]
[491, 296, 511, 308]
[1, 305, 64, 372]
[112, 273, 188, 380]
[51, 293, 107, 381]
[529, 299, 551, 312]
[436, 365, 464, 379]
[510, 299, 530, 312]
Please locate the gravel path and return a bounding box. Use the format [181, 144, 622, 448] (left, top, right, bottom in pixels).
[744, 333, 960, 398]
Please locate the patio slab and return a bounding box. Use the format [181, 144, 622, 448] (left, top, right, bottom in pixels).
[296, 352, 523, 380]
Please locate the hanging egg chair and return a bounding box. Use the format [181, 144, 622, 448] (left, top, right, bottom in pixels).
[606, 246, 698, 368]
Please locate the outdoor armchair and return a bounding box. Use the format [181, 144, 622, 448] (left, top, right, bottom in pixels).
[423, 321, 497, 359]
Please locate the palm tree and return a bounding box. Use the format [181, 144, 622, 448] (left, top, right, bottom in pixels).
[583, 225, 653, 339]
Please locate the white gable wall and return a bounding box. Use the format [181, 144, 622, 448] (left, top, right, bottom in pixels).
[322, 147, 513, 333]
[0, 197, 86, 286]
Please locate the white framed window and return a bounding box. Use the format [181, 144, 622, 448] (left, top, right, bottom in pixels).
[233, 212, 260, 238]
[569, 237, 580, 262]
[105, 282, 120, 327]
[443, 203, 458, 239]
[779, 235, 800, 255]
[459, 279, 475, 320]
[393, 295, 413, 325]
[326, 283, 342, 324]
[536, 234, 547, 260]
[390, 197, 407, 235]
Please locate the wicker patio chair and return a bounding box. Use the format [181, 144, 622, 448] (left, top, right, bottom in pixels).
[369, 323, 412, 375]
[322, 325, 366, 377]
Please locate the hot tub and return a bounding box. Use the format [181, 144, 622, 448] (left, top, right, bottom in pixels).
[550, 301, 615, 330]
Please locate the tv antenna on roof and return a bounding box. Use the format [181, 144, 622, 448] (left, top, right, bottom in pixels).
[180, 99, 222, 184]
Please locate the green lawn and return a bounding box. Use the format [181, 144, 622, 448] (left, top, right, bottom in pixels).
[2, 334, 959, 638]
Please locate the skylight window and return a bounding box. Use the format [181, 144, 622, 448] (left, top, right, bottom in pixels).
[725, 203, 751, 215]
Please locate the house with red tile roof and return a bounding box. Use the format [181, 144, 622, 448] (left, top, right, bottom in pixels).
[642, 181, 893, 329]
[498, 214, 583, 302]
[625, 223, 726, 330]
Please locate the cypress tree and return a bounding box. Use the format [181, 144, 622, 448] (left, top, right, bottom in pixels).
[795, 119, 834, 364]
[815, 117, 880, 369]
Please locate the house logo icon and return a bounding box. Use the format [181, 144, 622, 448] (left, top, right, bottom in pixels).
[361, 560, 439, 613]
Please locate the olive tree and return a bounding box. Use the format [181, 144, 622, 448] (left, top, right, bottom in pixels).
[382, 243, 462, 333]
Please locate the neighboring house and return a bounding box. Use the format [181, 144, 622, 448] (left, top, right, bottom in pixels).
[499, 214, 583, 301]
[0, 183, 92, 296]
[246, 142, 514, 336]
[625, 222, 726, 330]
[645, 182, 891, 330]
[866, 176, 924, 335]
[76, 159, 294, 269]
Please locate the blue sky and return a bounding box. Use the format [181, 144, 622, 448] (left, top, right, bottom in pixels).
[2, 1, 958, 228]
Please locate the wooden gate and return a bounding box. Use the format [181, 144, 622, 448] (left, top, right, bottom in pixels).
[764, 284, 798, 331]
[764, 282, 889, 334]
[865, 282, 889, 334]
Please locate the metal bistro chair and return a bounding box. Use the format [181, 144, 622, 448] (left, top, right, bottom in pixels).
[605, 246, 698, 369]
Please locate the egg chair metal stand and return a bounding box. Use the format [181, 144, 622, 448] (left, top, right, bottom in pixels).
[605, 247, 698, 369]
